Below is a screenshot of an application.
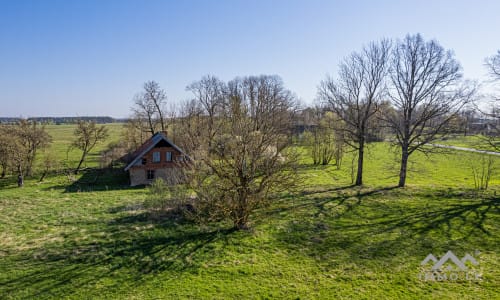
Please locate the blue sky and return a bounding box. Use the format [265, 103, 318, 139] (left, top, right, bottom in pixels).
[1, 0, 499, 117]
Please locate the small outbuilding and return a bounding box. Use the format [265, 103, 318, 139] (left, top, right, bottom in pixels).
[124, 132, 190, 186]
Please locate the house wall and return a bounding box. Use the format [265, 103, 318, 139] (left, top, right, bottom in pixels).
[129, 168, 184, 186]
[142, 146, 185, 168]
[128, 146, 187, 186]
[130, 169, 147, 186]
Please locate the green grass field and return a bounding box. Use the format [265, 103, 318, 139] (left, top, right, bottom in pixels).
[38, 123, 123, 169]
[435, 134, 499, 151]
[0, 125, 499, 299]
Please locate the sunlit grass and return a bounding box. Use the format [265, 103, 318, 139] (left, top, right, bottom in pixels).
[38, 123, 123, 170]
[0, 126, 499, 299]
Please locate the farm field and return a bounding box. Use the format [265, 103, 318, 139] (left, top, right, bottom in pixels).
[0, 124, 499, 299]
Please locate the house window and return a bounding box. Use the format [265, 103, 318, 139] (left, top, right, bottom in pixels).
[152, 151, 160, 163]
[176, 155, 184, 162]
[147, 170, 155, 180]
[166, 151, 172, 162]
[141, 158, 147, 165]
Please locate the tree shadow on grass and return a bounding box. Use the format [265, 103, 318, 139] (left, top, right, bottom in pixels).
[41, 168, 138, 193]
[64, 168, 131, 192]
[264, 185, 398, 219]
[273, 187, 500, 267]
[0, 208, 236, 299]
[0, 177, 17, 189]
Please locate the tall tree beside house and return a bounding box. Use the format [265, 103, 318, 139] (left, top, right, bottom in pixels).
[122, 117, 149, 151]
[319, 39, 391, 185]
[132, 81, 169, 136]
[178, 75, 298, 229]
[72, 120, 109, 174]
[383, 34, 476, 187]
[185, 75, 226, 151]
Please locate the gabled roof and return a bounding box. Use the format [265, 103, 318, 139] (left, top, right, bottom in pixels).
[124, 132, 190, 171]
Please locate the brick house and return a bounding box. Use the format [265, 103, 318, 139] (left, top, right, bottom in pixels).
[124, 132, 190, 186]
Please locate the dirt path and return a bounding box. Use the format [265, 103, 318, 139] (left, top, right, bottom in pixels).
[430, 144, 500, 156]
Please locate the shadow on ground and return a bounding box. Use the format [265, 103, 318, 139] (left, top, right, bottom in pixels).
[65, 168, 131, 192]
[1, 186, 499, 298]
[0, 206, 235, 299]
[38, 168, 137, 193]
[271, 187, 500, 266]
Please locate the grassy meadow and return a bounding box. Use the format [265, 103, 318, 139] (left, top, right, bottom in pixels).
[436, 134, 499, 151]
[0, 124, 499, 299]
[38, 123, 123, 169]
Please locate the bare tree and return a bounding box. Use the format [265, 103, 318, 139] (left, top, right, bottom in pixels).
[0, 126, 10, 178]
[0, 125, 25, 178]
[303, 108, 343, 166]
[481, 50, 500, 150]
[39, 149, 59, 182]
[132, 81, 168, 136]
[384, 34, 476, 187]
[470, 154, 495, 190]
[0, 122, 51, 178]
[185, 75, 226, 149]
[319, 39, 391, 185]
[16, 120, 52, 177]
[72, 120, 109, 174]
[122, 117, 149, 151]
[486, 50, 500, 80]
[180, 75, 298, 229]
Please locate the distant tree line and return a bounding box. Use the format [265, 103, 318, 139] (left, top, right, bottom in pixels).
[0, 116, 125, 125]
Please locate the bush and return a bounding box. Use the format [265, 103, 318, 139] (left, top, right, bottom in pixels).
[143, 179, 188, 212]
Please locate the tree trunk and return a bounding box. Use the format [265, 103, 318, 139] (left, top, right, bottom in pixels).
[233, 185, 250, 230]
[147, 115, 155, 136]
[39, 170, 47, 182]
[25, 162, 32, 177]
[75, 152, 87, 174]
[155, 104, 165, 132]
[398, 146, 409, 187]
[25, 151, 35, 177]
[17, 165, 23, 187]
[355, 139, 364, 186]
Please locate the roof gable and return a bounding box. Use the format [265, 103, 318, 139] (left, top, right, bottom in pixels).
[124, 132, 190, 171]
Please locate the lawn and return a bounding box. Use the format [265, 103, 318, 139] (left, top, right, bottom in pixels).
[0, 125, 499, 299]
[435, 134, 499, 152]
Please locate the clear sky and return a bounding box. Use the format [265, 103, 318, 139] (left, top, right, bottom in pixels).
[1, 0, 499, 118]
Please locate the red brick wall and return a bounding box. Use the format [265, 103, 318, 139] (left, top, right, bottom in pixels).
[131, 147, 184, 170]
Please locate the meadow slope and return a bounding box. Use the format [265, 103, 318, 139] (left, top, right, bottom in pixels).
[0, 125, 498, 299]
